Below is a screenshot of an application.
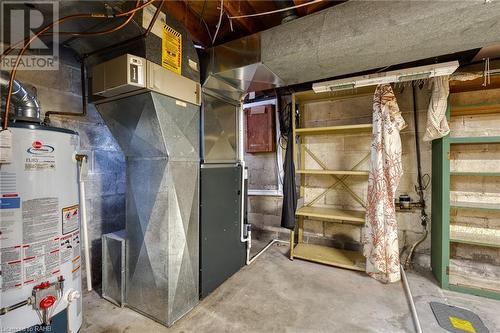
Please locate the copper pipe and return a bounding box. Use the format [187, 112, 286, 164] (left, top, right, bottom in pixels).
[44, 57, 87, 123]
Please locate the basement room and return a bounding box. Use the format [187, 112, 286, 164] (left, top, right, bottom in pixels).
[1, 1, 500, 332]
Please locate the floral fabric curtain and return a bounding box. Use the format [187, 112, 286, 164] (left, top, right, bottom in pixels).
[362, 84, 406, 283]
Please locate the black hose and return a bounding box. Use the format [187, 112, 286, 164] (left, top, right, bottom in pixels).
[412, 84, 425, 212]
[404, 84, 429, 268]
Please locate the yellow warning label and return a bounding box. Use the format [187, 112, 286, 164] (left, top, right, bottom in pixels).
[162, 24, 182, 75]
[449, 316, 476, 333]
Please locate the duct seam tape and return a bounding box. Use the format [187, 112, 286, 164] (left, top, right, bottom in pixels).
[0, 129, 13, 164]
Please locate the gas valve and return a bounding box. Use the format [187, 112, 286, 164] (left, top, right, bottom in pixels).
[30, 276, 65, 325]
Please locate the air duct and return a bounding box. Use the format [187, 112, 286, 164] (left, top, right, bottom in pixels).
[273, 0, 298, 24]
[205, 0, 500, 91]
[0, 71, 41, 122]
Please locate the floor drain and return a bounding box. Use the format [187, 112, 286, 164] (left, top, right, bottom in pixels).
[430, 302, 489, 333]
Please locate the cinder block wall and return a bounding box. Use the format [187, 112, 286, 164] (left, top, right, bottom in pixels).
[247, 86, 434, 264]
[10, 49, 126, 286]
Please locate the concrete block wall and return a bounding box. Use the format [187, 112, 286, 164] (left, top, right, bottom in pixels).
[248, 86, 434, 262]
[10, 50, 126, 286]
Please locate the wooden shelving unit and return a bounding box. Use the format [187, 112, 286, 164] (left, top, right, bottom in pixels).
[295, 124, 372, 136]
[431, 92, 500, 301]
[296, 206, 365, 224]
[296, 170, 369, 176]
[289, 88, 373, 271]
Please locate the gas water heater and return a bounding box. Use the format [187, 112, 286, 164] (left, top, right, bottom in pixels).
[0, 77, 83, 332]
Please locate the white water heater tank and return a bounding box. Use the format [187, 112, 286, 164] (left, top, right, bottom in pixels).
[0, 123, 83, 332]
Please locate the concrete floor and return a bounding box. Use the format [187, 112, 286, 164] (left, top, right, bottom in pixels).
[82, 243, 500, 332]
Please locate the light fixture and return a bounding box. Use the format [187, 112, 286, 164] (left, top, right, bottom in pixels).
[312, 61, 459, 93]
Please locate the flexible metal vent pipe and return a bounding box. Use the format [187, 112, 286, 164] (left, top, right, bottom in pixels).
[0, 71, 41, 122]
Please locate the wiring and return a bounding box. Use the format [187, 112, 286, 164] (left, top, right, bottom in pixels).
[212, 0, 224, 44]
[1, 0, 155, 130]
[227, 0, 323, 19]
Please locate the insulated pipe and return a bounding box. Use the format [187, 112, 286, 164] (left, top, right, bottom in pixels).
[401, 265, 423, 333]
[0, 71, 41, 122]
[76, 154, 92, 291]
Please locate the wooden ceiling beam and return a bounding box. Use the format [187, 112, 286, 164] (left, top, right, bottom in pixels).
[162, 0, 211, 46]
[292, 0, 341, 16]
[223, 1, 260, 34]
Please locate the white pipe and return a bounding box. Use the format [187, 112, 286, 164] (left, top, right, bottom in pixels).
[240, 161, 249, 243]
[401, 265, 423, 333]
[247, 239, 289, 265]
[65, 289, 81, 333]
[78, 156, 92, 292]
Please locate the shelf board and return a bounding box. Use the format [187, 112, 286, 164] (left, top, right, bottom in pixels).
[451, 171, 500, 177]
[295, 124, 372, 136]
[448, 136, 500, 144]
[296, 169, 369, 176]
[450, 226, 500, 248]
[450, 201, 500, 211]
[296, 206, 365, 224]
[451, 103, 500, 117]
[293, 243, 365, 271]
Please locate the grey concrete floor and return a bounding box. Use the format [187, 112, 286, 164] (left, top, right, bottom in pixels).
[82, 243, 500, 333]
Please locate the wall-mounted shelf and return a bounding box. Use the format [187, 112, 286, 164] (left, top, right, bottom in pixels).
[450, 171, 500, 177]
[451, 103, 500, 116]
[296, 169, 369, 176]
[295, 124, 372, 136]
[296, 206, 365, 224]
[448, 136, 500, 144]
[450, 225, 500, 248]
[431, 93, 500, 301]
[450, 201, 500, 211]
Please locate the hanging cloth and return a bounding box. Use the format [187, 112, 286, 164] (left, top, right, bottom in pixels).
[423, 75, 450, 141]
[362, 84, 406, 283]
[281, 130, 297, 229]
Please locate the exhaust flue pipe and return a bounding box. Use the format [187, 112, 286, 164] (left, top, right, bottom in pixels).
[1, 71, 41, 122]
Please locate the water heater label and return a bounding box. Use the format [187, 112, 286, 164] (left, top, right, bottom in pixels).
[62, 204, 79, 234]
[1, 246, 22, 291]
[25, 140, 56, 171]
[22, 198, 59, 244]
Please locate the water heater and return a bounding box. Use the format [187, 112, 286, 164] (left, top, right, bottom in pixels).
[0, 123, 82, 333]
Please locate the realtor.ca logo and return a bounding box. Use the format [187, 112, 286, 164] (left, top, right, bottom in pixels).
[1, 1, 59, 70]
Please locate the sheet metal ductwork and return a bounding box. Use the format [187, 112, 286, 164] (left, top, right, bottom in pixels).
[84, 7, 201, 326]
[96, 92, 200, 326]
[205, 0, 500, 91]
[203, 34, 284, 102]
[0, 71, 41, 122]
